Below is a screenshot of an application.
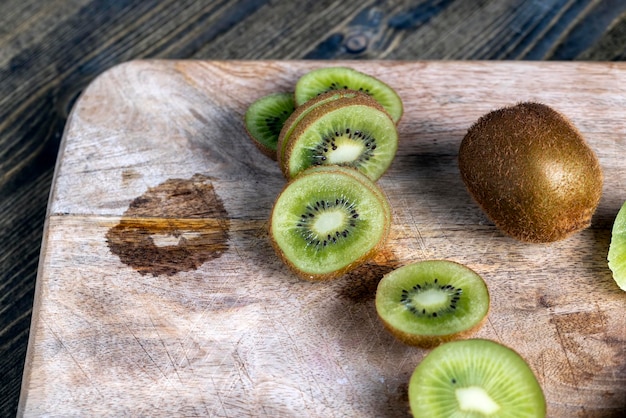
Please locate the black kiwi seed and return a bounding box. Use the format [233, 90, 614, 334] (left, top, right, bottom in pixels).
[311, 127, 378, 169]
[264, 108, 291, 132]
[399, 280, 464, 318]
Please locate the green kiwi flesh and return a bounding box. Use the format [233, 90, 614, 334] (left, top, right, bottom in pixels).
[295, 67, 403, 123]
[282, 94, 398, 181]
[375, 260, 489, 348]
[269, 165, 391, 280]
[277, 90, 364, 169]
[608, 200, 626, 291]
[409, 339, 546, 418]
[245, 92, 295, 160]
[459, 102, 603, 243]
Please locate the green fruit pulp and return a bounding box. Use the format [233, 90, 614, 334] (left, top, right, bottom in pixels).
[295, 67, 403, 123]
[278, 90, 359, 166]
[409, 339, 546, 418]
[376, 260, 489, 337]
[245, 92, 295, 154]
[286, 103, 397, 181]
[270, 166, 390, 278]
[608, 201, 626, 291]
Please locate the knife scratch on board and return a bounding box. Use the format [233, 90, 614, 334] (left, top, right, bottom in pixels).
[552, 317, 580, 390]
[124, 322, 161, 382]
[232, 337, 253, 385]
[43, 318, 106, 400]
[269, 305, 333, 407]
[398, 194, 428, 258]
[150, 315, 185, 387]
[487, 317, 503, 343]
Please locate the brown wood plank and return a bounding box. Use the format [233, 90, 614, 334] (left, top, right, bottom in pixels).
[4, 1, 626, 416]
[18, 60, 626, 417]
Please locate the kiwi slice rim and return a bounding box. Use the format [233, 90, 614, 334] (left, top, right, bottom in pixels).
[244, 92, 295, 160]
[281, 93, 398, 181]
[269, 165, 391, 281]
[608, 200, 626, 291]
[409, 338, 546, 418]
[294, 66, 404, 123]
[276, 89, 365, 170]
[375, 260, 489, 348]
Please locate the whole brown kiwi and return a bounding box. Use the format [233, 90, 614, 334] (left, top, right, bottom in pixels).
[458, 102, 603, 243]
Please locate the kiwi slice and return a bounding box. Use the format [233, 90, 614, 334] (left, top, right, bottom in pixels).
[459, 102, 603, 243]
[281, 93, 398, 181]
[409, 339, 546, 418]
[269, 165, 391, 280]
[294, 67, 403, 123]
[277, 89, 364, 169]
[244, 92, 295, 160]
[375, 260, 489, 348]
[608, 200, 626, 291]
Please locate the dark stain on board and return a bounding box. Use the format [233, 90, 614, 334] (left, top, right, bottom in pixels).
[107, 173, 229, 276]
[548, 310, 611, 386]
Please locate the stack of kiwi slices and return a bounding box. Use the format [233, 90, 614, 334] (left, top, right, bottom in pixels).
[245, 66, 403, 181]
[245, 67, 403, 280]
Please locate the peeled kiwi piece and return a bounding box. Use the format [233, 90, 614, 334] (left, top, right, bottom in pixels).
[375, 260, 489, 348]
[409, 339, 546, 418]
[608, 200, 626, 291]
[269, 165, 391, 281]
[277, 89, 364, 169]
[459, 102, 603, 243]
[280, 93, 398, 181]
[244, 92, 295, 160]
[295, 67, 403, 123]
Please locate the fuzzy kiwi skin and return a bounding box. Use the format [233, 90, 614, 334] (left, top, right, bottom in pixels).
[379, 309, 488, 349]
[459, 102, 603, 243]
[268, 165, 392, 281]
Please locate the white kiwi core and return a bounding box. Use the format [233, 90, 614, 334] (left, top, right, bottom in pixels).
[327, 139, 364, 164]
[411, 288, 448, 308]
[313, 210, 345, 235]
[455, 386, 500, 415]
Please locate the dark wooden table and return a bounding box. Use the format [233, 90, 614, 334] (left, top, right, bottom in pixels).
[2, 1, 626, 416]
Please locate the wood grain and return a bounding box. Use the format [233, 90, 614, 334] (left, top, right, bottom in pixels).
[17, 60, 626, 417]
[4, 1, 626, 416]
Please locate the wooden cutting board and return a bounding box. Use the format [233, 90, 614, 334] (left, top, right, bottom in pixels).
[18, 61, 626, 417]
